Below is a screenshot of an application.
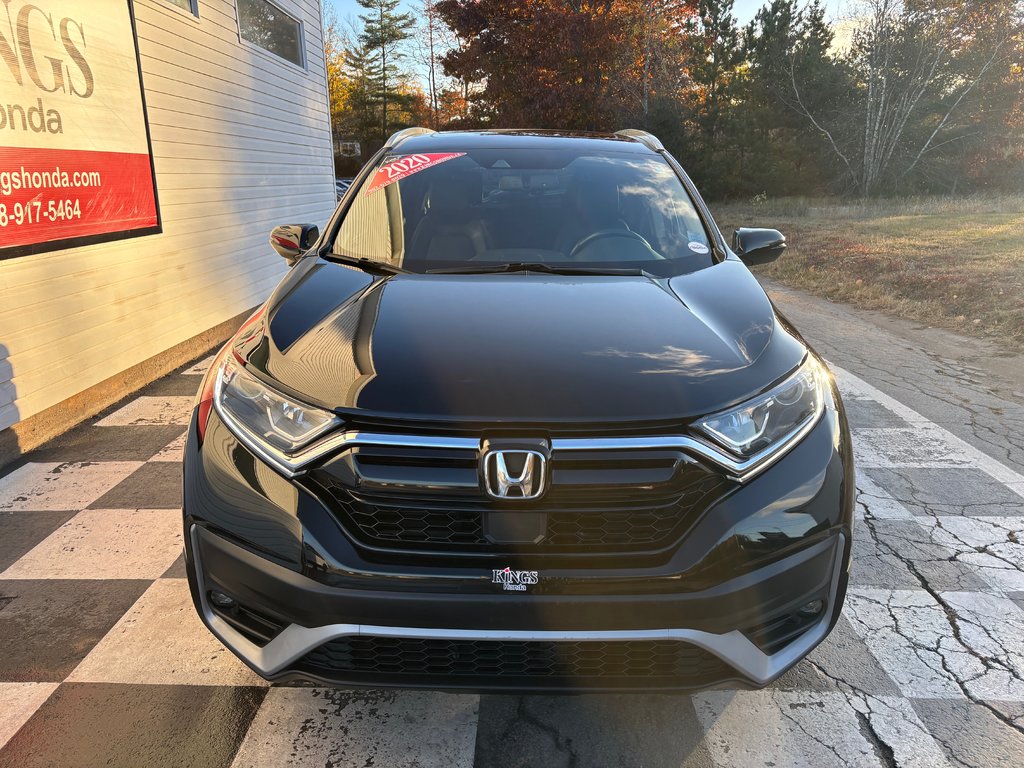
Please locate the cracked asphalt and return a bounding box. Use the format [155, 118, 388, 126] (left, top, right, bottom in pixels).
[0, 281, 1022, 767]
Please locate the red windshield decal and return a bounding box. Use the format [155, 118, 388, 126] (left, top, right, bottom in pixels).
[364, 152, 466, 194]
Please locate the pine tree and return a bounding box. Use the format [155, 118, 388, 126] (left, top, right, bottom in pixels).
[738, 0, 844, 195]
[340, 40, 384, 145]
[680, 0, 745, 197]
[357, 0, 417, 141]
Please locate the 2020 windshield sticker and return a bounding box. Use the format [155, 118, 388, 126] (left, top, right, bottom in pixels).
[364, 152, 466, 194]
[492, 566, 539, 592]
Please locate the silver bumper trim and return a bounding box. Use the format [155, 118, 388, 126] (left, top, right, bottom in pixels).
[191, 526, 846, 687]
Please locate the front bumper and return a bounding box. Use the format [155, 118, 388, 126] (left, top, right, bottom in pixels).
[188, 522, 848, 691]
[184, 382, 854, 692]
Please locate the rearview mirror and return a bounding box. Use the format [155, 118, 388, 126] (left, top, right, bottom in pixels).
[733, 227, 786, 266]
[270, 224, 320, 265]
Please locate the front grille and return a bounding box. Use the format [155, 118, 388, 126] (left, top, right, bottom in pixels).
[332, 495, 719, 550]
[347, 504, 486, 546]
[307, 443, 732, 556]
[545, 508, 684, 547]
[296, 636, 733, 687]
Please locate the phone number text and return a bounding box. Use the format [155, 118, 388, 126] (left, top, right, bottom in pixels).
[0, 199, 82, 227]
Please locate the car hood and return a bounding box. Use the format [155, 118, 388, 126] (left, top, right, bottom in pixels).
[238, 258, 807, 425]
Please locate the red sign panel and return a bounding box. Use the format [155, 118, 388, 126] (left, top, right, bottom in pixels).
[0, 0, 160, 260]
[365, 153, 466, 194]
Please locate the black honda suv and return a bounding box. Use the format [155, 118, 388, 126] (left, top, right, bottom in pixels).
[184, 128, 853, 692]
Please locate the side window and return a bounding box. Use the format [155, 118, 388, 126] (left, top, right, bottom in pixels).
[237, 0, 305, 68]
[334, 189, 398, 262]
[164, 0, 199, 15]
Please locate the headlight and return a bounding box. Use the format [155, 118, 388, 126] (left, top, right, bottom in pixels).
[694, 356, 826, 458]
[214, 357, 340, 454]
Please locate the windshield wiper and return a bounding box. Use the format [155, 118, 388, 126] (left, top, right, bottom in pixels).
[325, 253, 411, 275]
[426, 262, 652, 276]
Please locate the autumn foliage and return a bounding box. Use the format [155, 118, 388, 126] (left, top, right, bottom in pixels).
[326, 0, 1024, 198]
[434, 0, 677, 130]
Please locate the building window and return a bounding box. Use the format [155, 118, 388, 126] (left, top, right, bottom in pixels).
[237, 0, 304, 68]
[334, 140, 361, 157]
[164, 0, 199, 15]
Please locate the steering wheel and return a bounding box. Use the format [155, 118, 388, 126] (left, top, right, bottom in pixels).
[569, 229, 656, 260]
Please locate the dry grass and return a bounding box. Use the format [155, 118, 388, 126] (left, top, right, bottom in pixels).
[712, 195, 1024, 350]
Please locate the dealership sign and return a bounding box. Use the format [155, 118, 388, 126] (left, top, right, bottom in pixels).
[0, 0, 159, 259]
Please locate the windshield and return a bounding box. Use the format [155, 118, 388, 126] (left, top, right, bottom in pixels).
[330, 148, 715, 276]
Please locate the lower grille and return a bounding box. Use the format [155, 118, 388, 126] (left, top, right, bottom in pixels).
[545, 509, 682, 546]
[297, 636, 733, 686]
[315, 474, 728, 554]
[338, 498, 701, 549]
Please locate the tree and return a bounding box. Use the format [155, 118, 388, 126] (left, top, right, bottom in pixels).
[435, 0, 643, 130]
[418, 0, 443, 128]
[630, 1, 696, 125]
[323, 11, 429, 168]
[791, 0, 1023, 195]
[410, 1, 467, 129]
[962, 22, 1024, 191]
[676, 0, 745, 197]
[419, 0, 442, 129]
[357, 0, 417, 141]
[323, 8, 351, 145]
[341, 38, 384, 144]
[736, 0, 846, 195]
[326, 0, 1024, 197]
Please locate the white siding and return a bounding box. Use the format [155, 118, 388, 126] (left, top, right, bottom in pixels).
[0, 0, 337, 430]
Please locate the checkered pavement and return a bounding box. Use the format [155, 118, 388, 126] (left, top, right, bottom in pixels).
[1, 353, 1022, 767]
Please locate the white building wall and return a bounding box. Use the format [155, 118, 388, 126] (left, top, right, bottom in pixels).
[0, 0, 336, 430]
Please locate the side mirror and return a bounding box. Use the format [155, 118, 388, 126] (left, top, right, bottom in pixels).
[733, 227, 786, 266]
[270, 223, 320, 265]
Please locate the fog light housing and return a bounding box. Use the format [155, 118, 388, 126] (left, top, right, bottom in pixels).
[798, 599, 824, 617]
[209, 590, 236, 609]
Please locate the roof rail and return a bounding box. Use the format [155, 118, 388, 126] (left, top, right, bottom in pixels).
[384, 127, 437, 149]
[613, 129, 664, 153]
